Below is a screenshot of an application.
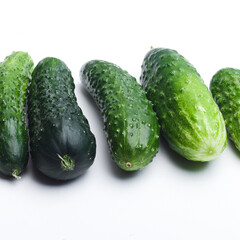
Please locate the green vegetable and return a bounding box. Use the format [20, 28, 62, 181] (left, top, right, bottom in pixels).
[28, 57, 96, 180]
[140, 48, 227, 161]
[210, 68, 240, 150]
[0, 51, 34, 178]
[80, 60, 160, 171]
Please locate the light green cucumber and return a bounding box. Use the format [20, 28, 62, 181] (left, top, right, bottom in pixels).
[140, 48, 227, 161]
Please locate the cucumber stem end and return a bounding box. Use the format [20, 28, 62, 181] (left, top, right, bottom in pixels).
[12, 169, 21, 179]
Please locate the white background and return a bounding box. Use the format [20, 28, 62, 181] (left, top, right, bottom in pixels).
[0, 0, 240, 239]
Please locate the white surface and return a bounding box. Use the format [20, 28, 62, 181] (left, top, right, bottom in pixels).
[1, 0, 240, 239]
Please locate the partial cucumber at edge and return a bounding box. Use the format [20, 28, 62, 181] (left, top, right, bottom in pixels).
[211, 68, 240, 151]
[0, 51, 34, 178]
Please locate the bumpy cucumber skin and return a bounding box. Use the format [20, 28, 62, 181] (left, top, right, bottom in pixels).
[80, 60, 160, 171]
[28, 57, 96, 180]
[210, 68, 240, 150]
[140, 48, 227, 161]
[0, 51, 34, 177]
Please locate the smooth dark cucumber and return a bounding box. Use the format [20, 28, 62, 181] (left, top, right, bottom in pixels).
[0, 51, 34, 178]
[140, 48, 227, 161]
[28, 57, 96, 180]
[80, 60, 160, 171]
[210, 68, 240, 151]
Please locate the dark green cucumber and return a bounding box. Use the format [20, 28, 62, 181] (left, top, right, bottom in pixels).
[140, 48, 227, 161]
[80, 60, 160, 171]
[0, 51, 33, 178]
[28, 57, 96, 180]
[210, 68, 240, 150]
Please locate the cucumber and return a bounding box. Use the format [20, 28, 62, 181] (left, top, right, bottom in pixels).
[210, 68, 240, 150]
[80, 60, 160, 171]
[0, 51, 34, 178]
[28, 57, 96, 180]
[140, 48, 227, 161]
